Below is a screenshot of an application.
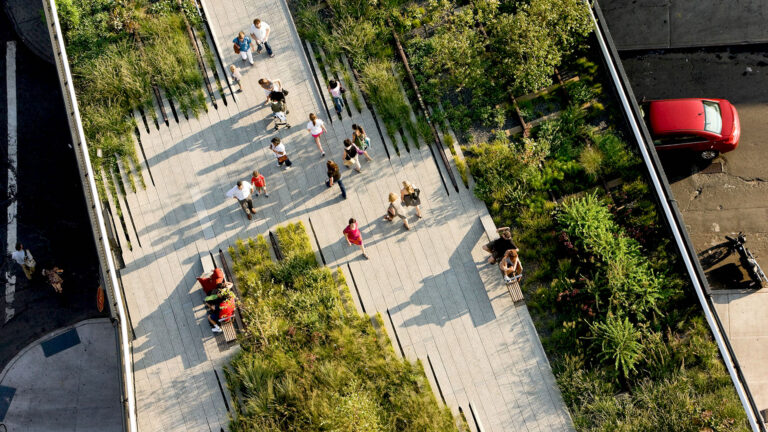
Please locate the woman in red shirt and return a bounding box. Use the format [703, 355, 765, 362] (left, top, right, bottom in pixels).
[343, 218, 368, 259]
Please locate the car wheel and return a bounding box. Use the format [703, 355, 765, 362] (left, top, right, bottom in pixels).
[699, 150, 719, 160]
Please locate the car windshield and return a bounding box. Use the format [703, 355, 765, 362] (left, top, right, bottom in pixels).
[702, 100, 722, 134]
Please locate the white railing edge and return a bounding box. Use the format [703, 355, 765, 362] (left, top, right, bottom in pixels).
[587, 3, 763, 431]
[42, 1, 137, 431]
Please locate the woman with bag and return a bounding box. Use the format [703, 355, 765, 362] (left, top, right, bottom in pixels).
[343, 218, 368, 259]
[325, 160, 347, 199]
[306, 113, 327, 156]
[11, 242, 36, 280]
[400, 180, 423, 218]
[384, 192, 410, 230]
[352, 124, 373, 161]
[342, 139, 362, 172]
[270, 137, 292, 169]
[328, 79, 345, 120]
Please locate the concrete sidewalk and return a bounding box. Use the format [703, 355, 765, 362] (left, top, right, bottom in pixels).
[0, 318, 123, 432]
[598, 0, 768, 50]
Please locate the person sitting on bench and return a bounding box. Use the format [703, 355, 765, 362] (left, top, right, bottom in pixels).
[482, 227, 518, 264]
[198, 268, 225, 295]
[206, 290, 235, 334]
[499, 249, 523, 283]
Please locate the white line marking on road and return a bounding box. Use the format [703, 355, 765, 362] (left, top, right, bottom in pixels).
[6, 41, 17, 323]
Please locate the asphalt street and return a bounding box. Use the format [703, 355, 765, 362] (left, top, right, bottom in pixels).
[621, 46, 768, 284]
[0, 10, 106, 370]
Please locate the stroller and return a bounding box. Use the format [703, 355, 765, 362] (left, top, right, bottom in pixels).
[269, 91, 290, 131]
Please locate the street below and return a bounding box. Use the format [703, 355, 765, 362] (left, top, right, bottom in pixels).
[0, 9, 106, 371]
[622, 45, 768, 415]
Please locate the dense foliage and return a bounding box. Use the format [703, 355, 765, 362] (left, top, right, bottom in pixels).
[226, 223, 461, 431]
[464, 103, 748, 429]
[289, 0, 593, 149]
[58, 0, 205, 197]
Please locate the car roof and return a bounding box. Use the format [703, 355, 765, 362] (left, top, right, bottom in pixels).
[648, 99, 715, 134]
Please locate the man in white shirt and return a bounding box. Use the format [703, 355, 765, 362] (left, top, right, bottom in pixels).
[225, 181, 257, 220]
[249, 18, 274, 58]
[11, 242, 35, 280]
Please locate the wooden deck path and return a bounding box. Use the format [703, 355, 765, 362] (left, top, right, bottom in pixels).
[113, 0, 575, 430]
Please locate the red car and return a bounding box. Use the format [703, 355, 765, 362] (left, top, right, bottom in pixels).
[645, 98, 740, 160]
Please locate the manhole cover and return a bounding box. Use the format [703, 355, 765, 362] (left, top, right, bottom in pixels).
[700, 161, 724, 174]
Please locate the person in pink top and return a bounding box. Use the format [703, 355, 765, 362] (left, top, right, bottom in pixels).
[343, 218, 368, 259]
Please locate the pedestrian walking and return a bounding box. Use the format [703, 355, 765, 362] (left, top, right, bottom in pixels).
[229, 65, 244, 92]
[384, 192, 410, 230]
[225, 180, 257, 220]
[11, 242, 35, 280]
[328, 79, 345, 120]
[258, 78, 284, 103]
[400, 180, 423, 218]
[352, 123, 373, 161]
[325, 160, 347, 199]
[343, 218, 368, 259]
[250, 170, 269, 197]
[270, 137, 293, 169]
[306, 113, 327, 156]
[232, 31, 254, 65]
[249, 18, 275, 58]
[342, 138, 362, 172]
[42, 266, 64, 294]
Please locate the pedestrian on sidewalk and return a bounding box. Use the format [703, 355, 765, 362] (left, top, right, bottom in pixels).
[250, 170, 269, 197]
[352, 124, 373, 161]
[42, 266, 64, 294]
[249, 18, 275, 58]
[325, 160, 347, 199]
[306, 113, 327, 156]
[232, 32, 254, 65]
[401, 180, 423, 218]
[225, 180, 257, 220]
[384, 192, 410, 230]
[258, 78, 283, 104]
[11, 243, 36, 280]
[270, 137, 293, 169]
[229, 65, 244, 92]
[342, 138, 362, 172]
[328, 79, 345, 120]
[343, 218, 368, 259]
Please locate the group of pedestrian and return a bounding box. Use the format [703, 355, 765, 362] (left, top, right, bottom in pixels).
[229, 18, 275, 91]
[10, 243, 65, 294]
[482, 227, 523, 282]
[225, 18, 427, 262]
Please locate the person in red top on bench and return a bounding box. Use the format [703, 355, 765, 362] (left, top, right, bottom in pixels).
[197, 268, 224, 295]
[206, 290, 235, 333]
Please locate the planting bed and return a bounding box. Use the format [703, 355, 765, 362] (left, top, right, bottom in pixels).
[225, 223, 465, 431]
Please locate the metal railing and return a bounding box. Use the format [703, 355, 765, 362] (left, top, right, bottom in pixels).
[589, 2, 765, 430]
[42, 1, 137, 431]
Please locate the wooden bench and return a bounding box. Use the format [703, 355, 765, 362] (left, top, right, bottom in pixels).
[480, 214, 524, 303]
[199, 253, 238, 343]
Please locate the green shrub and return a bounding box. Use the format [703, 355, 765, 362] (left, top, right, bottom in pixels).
[579, 145, 603, 179]
[589, 315, 643, 378]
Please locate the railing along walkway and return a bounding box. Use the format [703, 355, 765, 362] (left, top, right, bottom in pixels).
[112, 0, 575, 430]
